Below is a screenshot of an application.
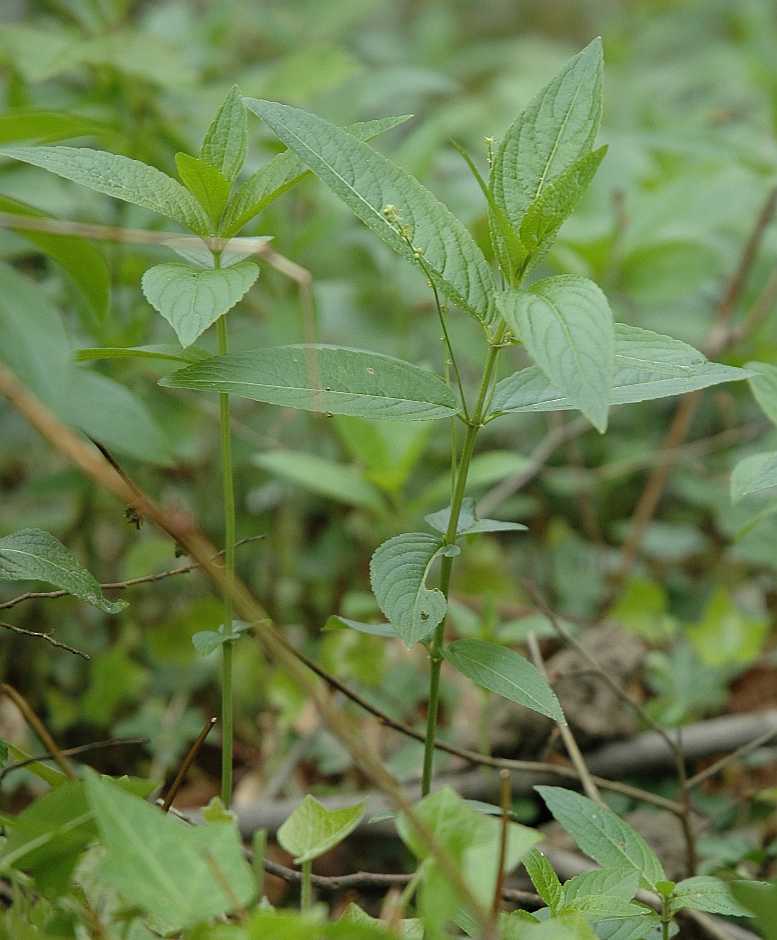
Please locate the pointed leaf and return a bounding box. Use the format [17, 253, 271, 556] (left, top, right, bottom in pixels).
[324, 615, 398, 639]
[277, 795, 365, 864]
[243, 99, 498, 333]
[76, 344, 210, 365]
[200, 85, 247, 181]
[370, 532, 450, 647]
[444, 639, 565, 723]
[175, 152, 230, 224]
[497, 275, 614, 431]
[491, 38, 603, 231]
[670, 876, 761, 917]
[0, 145, 210, 234]
[0, 529, 126, 614]
[731, 452, 777, 502]
[536, 787, 666, 891]
[161, 345, 458, 420]
[425, 497, 527, 536]
[142, 261, 259, 347]
[523, 849, 564, 914]
[563, 867, 640, 904]
[0, 110, 109, 144]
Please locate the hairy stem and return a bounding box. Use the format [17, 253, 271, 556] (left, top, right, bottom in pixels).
[421, 334, 504, 795]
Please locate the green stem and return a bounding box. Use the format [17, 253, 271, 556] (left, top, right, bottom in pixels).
[217, 312, 237, 807]
[420, 335, 504, 796]
[301, 860, 313, 911]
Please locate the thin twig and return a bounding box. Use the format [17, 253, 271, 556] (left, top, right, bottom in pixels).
[161, 717, 217, 812]
[0, 683, 75, 779]
[686, 725, 777, 789]
[0, 736, 148, 783]
[0, 620, 89, 658]
[491, 770, 512, 919]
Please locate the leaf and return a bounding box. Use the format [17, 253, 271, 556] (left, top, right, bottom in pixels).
[175, 153, 231, 224]
[192, 621, 252, 657]
[424, 497, 527, 536]
[76, 344, 210, 365]
[161, 345, 458, 420]
[0, 145, 210, 234]
[243, 99, 498, 333]
[490, 324, 747, 417]
[85, 772, 255, 933]
[562, 867, 640, 904]
[523, 849, 564, 913]
[444, 639, 565, 723]
[200, 85, 247, 182]
[0, 528, 126, 614]
[688, 587, 768, 667]
[497, 275, 614, 432]
[670, 876, 761, 917]
[369, 532, 452, 647]
[732, 881, 777, 939]
[747, 361, 777, 427]
[731, 452, 777, 502]
[323, 615, 398, 639]
[491, 38, 603, 232]
[253, 451, 386, 512]
[0, 110, 109, 144]
[277, 795, 365, 864]
[222, 113, 413, 235]
[536, 787, 666, 891]
[141, 261, 259, 347]
[559, 896, 648, 919]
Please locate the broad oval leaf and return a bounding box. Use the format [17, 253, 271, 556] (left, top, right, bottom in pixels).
[731, 452, 777, 502]
[200, 85, 247, 182]
[161, 345, 458, 420]
[277, 795, 365, 864]
[0, 528, 126, 614]
[670, 876, 761, 917]
[369, 532, 451, 647]
[243, 99, 498, 334]
[491, 38, 603, 231]
[536, 787, 666, 891]
[497, 275, 614, 432]
[444, 639, 565, 723]
[142, 261, 259, 347]
[0, 145, 210, 235]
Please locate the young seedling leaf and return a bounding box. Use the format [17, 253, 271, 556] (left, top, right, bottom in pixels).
[491, 324, 748, 417]
[523, 849, 564, 914]
[243, 99, 499, 334]
[200, 84, 247, 182]
[142, 260, 259, 347]
[161, 345, 458, 420]
[175, 152, 231, 224]
[536, 787, 666, 891]
[444, 639, 565, 723]
[731, 452, 777, 502]
[670, 876, 762, 917]
[0, 145, 210, 234]
[370, 532, 451, 647]
[497, 275, 614, 432]
[0, 528, 126, 614]
[425, 497, 528, 536]
[277, 795, 365, 864]
[491, 38, 603, 232]
[223, 113, 413, 235]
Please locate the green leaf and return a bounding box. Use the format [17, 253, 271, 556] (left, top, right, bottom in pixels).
[0, 110, 109, 144]
[161, 345, 458, 420]
[192, 621, 252, 657]
[0, 528, 127, 614]
[253, 451, 386, 512]
[688, 587, 768, 667]
[222, 113, 412, 235]
[0, 195, 110, 326]
[424, 496, 528, 536]
[443, 639, 565, 723]
[559, 896, 648, 920]
[523, 849, 564, 913]
[536, 787, 666, 891]
[497, 275, 614, 432]
[243, 99, 498, 334]
[324, 616, 398, 639]
[670, 876, 761, 917]
[747, 361, 777, 427]
[141, 261, 259, 347]
[175, 153, 231, 224]
[563, 867, 640, 904]
[277, 795, 365, 864]
[0, 145, 210, 234]
[731, 452, 777, 502]
[200, 85, 248, 182]
[491, 324, 746, 417]
[369, 532, 451, 647]
[491, 38, 603, 232]
[333, 416, 431, 494]
[732, 881, 777, 939]
[85, 772, 255, 933]
[76, 344, 210, 365]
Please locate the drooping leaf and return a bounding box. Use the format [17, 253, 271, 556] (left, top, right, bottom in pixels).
[323, 616, 398, 639]
[670, 876, 761, 917]
[424, 497, 527, 536]
[277, 795, 365, 864]
[369, 532, 453, 646]
[175, 152, 231, 224]
[490, 38, 603, 232]
[222, 113, 413, 235]
[0, 528, 127, 614]
[745, 361, 777, 427]
[490, 324, 747, 417]
[444, 639, 565, 723]
[76, 344, 210, 365]
[243, 99, 499, 334]
[497, 275, 614, 432]
[161, 345, 458, 420]
[731, 452, 777, 502]
[0, 110, 109, 144]
[253, 451, 386, 512]
[0, 145, 210, 234]
[200, 85, 247, 182]
[536, 787, 666, 891]
[523, 849, 564, 913]
[141, 261, 259, 347]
